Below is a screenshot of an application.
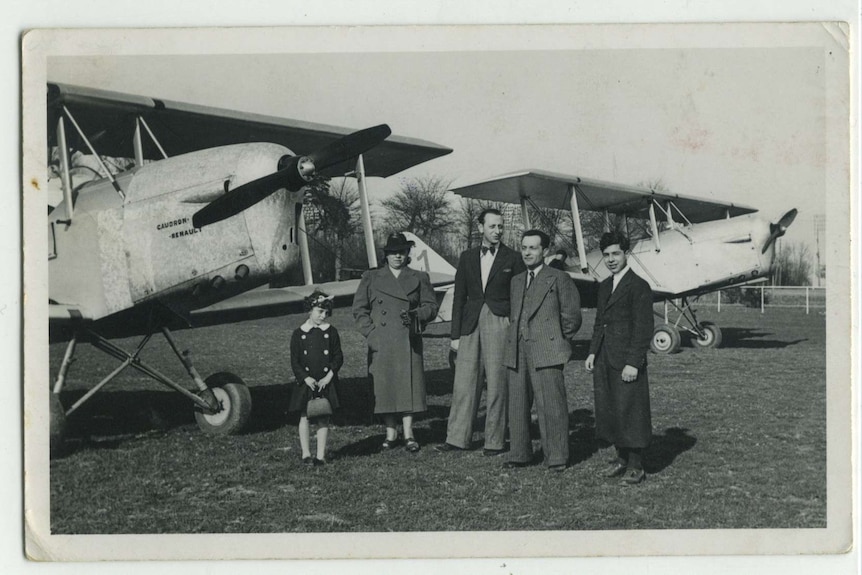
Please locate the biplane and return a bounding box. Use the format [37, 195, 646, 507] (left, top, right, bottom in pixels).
[450, 169, 797, 354]
[46, 83, 454, 444]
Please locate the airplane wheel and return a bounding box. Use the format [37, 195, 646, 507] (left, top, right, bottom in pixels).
[651, 324, 681, 354]
[50, 393, 66, 452]
[693, 321, 723, 349]
[194, 372, 252, 435]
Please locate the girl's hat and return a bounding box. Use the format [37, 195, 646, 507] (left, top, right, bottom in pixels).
[305, 288, 334, 311]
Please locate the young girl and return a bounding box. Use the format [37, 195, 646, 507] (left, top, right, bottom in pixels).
[288, 289, 344, 466]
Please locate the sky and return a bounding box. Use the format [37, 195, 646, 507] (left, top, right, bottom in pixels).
[44, 30, 843, 259]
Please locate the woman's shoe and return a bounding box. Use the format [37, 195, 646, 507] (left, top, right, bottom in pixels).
[405, 438, 420, 453]
[382, 437, 399, 450]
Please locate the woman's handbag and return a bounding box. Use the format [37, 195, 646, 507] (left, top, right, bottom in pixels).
[306, 391, 332, 419]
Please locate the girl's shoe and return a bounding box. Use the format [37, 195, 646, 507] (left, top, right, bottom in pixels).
[405, 438, 420, 453]
[382, 436, 399, 449]
[302, 456, 314, 465]
[313, 458, 326, 466]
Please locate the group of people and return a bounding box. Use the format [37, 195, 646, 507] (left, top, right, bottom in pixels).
[288, 209, 654, 485]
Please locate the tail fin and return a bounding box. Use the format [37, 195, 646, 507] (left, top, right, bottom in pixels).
[402, 232, 456, 323]
[403, 232, 456, 277]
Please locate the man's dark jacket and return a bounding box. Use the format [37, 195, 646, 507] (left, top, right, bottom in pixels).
[450, 244, 525, 340]
[588, 269, 654, 370]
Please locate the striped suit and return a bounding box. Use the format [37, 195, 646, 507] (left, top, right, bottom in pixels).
[504, 265, 582, 466]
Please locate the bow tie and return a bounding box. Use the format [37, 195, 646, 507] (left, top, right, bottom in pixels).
[481, 245, 497, 256]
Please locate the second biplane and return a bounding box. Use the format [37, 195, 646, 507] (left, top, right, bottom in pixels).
[450, 169, 797, 354]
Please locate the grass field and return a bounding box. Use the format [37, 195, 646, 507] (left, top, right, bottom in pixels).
[48, 305, 826, 533]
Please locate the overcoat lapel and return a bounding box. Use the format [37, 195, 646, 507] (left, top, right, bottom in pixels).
[375, 267, 412, 301]
[604, 270, 633, 310]
[396, 267, 420, 296]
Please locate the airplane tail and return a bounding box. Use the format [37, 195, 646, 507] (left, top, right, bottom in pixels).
[403, 232, 456, 322]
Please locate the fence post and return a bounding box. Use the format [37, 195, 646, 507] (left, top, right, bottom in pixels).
[761, 284, 765, 313]
[806, 286, 809, 314]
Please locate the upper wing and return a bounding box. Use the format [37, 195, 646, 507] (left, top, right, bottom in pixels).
[450, 169, 757, 224]
[48, 83, 452, 178]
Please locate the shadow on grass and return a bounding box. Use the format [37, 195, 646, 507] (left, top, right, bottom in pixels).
[55, 369, 454, 449]
[718, 328, 806, 350]
[644, 427, 697, 474]
[58, 389, 196, 441]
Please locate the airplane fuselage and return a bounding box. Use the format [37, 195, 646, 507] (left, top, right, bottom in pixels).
[49, 143, 304, 323]
[582, 213, 778, 299]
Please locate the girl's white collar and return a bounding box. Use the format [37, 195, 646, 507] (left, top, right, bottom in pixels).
[300, 320, 331, 332]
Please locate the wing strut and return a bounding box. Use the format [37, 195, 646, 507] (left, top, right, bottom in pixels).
[133, 119, 145, 166]
[520, 196, 532, 229]
[298, 201, 314, 285]
[61, 105, 125, 200]
[648, 203, 661, 252]
[55, 116, 74, 222]
[569, 184, 589, 273]
[355, 154, 378, 269]
[137, 116, 169, 160]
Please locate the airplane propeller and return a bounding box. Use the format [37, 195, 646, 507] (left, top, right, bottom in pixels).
[192, 124, 392, 228]
[761, 208, 798, 254]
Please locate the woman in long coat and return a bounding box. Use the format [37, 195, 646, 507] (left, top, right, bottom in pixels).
[352, 232, 438, 452]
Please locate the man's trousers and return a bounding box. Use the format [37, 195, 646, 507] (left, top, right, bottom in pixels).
[445, 305, 509, 450]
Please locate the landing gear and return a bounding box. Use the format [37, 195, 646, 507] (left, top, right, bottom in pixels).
[51, 326, 252, 446]
[652, 296, 722, 354]
[692, 320, 722, 349]
[194, 372, 252, 435]
[651, 324, 681, 354]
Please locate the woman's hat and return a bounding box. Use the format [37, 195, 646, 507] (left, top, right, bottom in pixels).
[382, 232, 415, 253]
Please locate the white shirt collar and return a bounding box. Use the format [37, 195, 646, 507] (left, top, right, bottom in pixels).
[528, 264, 543, 277]
[612, 265, 631, 288]
[300, 320, 331, 332]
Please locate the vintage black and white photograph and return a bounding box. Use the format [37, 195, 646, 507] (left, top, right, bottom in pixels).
[21, 18, 853, 567]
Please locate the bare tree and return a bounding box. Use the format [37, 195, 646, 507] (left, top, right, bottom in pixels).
[304, 177, 363, 280]
[455, 198, 507, 250]
[773, 240, 813, 286]
[380, 175, 455, 254]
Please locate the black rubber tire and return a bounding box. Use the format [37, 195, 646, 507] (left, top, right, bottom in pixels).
[194, 372, 252, 435]
[693, 321, 723, 349]
[650, 324, 682, 354]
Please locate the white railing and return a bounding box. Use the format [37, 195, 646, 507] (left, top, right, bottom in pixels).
[691, 285, 826, 314]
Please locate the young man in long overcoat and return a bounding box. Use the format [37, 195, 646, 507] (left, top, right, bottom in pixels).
[585, 231, 654, 485]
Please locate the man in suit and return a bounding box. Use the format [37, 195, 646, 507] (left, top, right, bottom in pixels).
[585, 231, 654, 485]
[437, 209, 525, 455]
[503, 229, 581, 471]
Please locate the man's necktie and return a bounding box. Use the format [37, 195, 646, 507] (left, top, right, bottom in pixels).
[481, 245, 496, 256]
[527, 270, 535, 289]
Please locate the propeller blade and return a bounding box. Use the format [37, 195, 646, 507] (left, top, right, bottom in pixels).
[761, 208, 798, 254]
[192, 124, 391, 228]
[778, 208, 798, 229]
[309, 124, 392, 170]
